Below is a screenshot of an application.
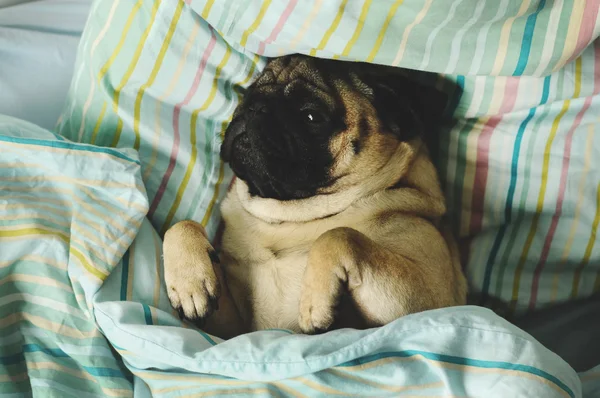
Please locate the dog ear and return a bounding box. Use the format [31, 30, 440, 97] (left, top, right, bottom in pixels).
[363, 70, 449, 142]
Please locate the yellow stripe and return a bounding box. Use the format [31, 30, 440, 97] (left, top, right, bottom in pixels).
[0, 173, 148, 213]
[0, 223, 110, 281]
[270, 382, 310, 398]
[324, 368, 444, 392]
[197, 55, 260, 228]
[134, 370, 249, 385]
[391, 0, 432, 66]
[366, 0, 403, 63]
[0, 275, 72, 293]
[571, 183, 600, 296]
[490, 0, 532, 75]
[110, 0, 162, 147]
[90, 102, 108, 145]
[133, 1, 184, 151]
[335, 0, 372, 59]
[1, 293, 88, 322]
[510, 56, 583, 309]
[179, 388, 279, 398]
[335, 356, 569, 398]
[0, 139, 136, 167]
[201, 0, 216, 19]
[0, 226, 69, 242]
[0, 174, 135, 189]
[1, 202, 70, 219]
[0, 255, 65, 270]
[293, 378, 349, 395]
[1, 186, 142, 244]
[79, 184, 148, 214]
[0, 373, 28, 382]
[553, 1, 586, 72]
[240, 0, 272, 47]
[310, 0, 348, 57]
[110, 119, 124, 148]
[159, 46, 233, 235]
[159, 51, 258, 234]
[0, 312, 100, 338]
[551, 123, 595, 301]
[1, 184, 144, 215]
[77, 0, 121, 141]
[288, 0, 324, 52]
[510, 100, 570, 309]
[70, 247, 109, 282]
[580, 371, 600, 382]
[98, 1, 144, 79]
[201, 149, 226, 227]
[238, 54, 262, 86]
[29, 362, 132, 396]
[144, 23, 201, 181]
[573, 55, 583, 96]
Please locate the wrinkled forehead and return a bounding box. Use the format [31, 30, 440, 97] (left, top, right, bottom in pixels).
[251, 56, 339, 108]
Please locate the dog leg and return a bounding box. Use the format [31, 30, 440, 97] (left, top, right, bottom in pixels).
[163, 220, 245, 339]
[299, 227, 438, 334]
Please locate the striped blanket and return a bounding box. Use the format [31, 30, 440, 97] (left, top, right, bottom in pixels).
[2, 0, 600, 396]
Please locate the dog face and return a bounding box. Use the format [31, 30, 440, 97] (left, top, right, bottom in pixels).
[221, 55, 447, 201]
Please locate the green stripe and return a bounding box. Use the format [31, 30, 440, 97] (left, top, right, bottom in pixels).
[0, 135, 139, 164]
[142, 304, 153, 325]
[339, 350, 574, 398]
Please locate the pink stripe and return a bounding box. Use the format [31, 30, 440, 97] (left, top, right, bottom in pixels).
[256, 0, 298, 55]
[148, 29, 218, 218]
[567, 0, 600, 65]
[469, 77, 520, 233]
[529, 44, 600, 308]
[528, 98, 592, 309]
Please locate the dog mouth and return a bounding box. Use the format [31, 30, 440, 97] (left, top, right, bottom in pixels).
[221, 111, 335, 201]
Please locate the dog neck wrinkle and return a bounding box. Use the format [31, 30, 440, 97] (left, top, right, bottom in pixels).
[234, 141, 421, 224]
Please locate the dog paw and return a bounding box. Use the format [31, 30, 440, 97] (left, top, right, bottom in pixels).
[163, 221, 221, 323]
[298, 291, 336, 334]
[165, 255, 221, 322]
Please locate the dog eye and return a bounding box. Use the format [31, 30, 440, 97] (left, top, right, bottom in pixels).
[300, 110, 326, 123]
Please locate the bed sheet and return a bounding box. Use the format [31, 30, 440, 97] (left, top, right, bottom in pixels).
[0, 115, 582, 397]
[0, 0, 92, 131]
[1, 0, 599, 396]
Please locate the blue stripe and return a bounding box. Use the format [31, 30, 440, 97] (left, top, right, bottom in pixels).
[339, 350, 574, 398]
[4, 344, 127, 378]
[142, 303, 153, 325]
[81, 365, 126, 377]
[446, 75, 465, 119]
[23, 344, 69, 357]
[197, 330, 218, 346]
[480, 75, 551, 300]
[265, 328, 294, 334]
[513, 0, 546, 76]
[0, 135, 140, 164]
[120, 251, 130, 301]
[0, 352, 25, 365]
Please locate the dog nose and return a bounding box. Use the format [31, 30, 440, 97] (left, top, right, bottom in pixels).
[221, 118, 246, 162]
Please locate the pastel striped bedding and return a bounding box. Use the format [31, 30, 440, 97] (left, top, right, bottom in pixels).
[1, 0, 599, 396]
[0, 116, 583, 396]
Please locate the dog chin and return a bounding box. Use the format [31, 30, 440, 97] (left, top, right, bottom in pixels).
[244, 178, 316, 201]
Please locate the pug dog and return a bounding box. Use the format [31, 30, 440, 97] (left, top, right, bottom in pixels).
[163, 55, 467, 339]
